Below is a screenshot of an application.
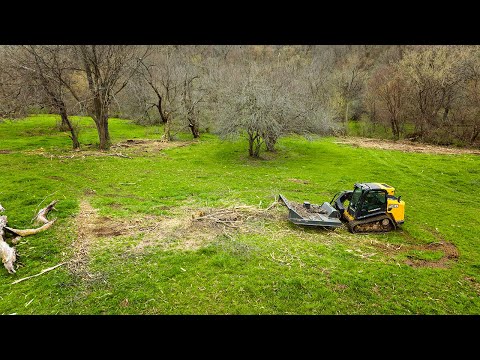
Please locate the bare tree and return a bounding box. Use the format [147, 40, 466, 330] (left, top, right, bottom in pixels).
[0, 45, 82, 148]
[0, 46, 41, 119]
[178, 46, 210, 139]
[457, 45, 480, 144]
[134, 46, 185, 141]
[120, 71, 155, 124]
[215, 60, 282, 157]
[398, 45, 468, 141]
[303, 46, 336, 107]
[299, 46, 342, 137]
[23, 45, 81, 148]
[215, 46, 337, 157]
[122, 46, 230, 140]
[181, 72, 201, 138]
[367, 64, 406, 139]
[74, 45, 140, 149]
[330, 51, 370, 133]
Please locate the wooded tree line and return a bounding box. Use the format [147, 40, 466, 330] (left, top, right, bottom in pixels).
[1, 45, 479, 156]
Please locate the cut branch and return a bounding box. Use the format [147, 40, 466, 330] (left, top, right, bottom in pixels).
[266, 199, 279, 211]
[106, 153, 131, 158]
[34, 200, 58, 224]
[11, 262, 66, 284]
[5, 219, 56, 237]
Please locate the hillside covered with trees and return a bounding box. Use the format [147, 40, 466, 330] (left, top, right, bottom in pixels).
[1, 45, 479, 156]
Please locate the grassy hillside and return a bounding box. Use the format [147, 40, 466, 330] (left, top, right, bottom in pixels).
[0, 115, 479, 314]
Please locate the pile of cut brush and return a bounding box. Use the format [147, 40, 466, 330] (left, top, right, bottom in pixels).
[0, 201, 58, 274]
[191, 202, 280, 230]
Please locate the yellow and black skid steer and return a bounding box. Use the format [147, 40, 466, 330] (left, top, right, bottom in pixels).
[279, 183, 405, 233]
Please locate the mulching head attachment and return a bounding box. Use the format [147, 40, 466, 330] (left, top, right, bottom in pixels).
[278, 194, 343, 228]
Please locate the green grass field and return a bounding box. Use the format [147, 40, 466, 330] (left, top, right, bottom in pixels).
[0, 114, 479, 314]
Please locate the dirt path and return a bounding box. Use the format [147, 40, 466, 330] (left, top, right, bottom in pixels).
[335, 137, 480, 155]
[68, 200, 98, 279]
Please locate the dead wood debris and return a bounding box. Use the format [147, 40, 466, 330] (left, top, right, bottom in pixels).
[0, 201, 58, 274]
[25, 140, 192, 161]
[33, 200, 58, 224]
[334, 137, 480, 155]
[191, 202, 280, 230]
[54, 152, 131, 159]
[11, 262, 66, 284]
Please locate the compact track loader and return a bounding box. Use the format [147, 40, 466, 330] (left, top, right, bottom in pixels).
[279, 183, 405, 233]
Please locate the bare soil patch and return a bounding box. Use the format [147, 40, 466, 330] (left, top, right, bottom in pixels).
[68, 200, 152, 279]
[23, 139, 193, 159]
[368, 229, 459, 268]
[69, 198, 287, 260]
[464, 276, 480, 294]
[0, 150, 11, 154]
[288, 178, 310, 184]
[335, 137, 480, 155]
[46, 175, 64, 181]
[83, 188, 97, 196]
[111, 139, 193, 153]
[404, 241, 459, 268]
[333, 284, 349, 292]
[132, 203, 285, 253]
[103, 193, 146, 201]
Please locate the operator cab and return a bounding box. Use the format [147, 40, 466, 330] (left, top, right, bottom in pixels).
[347, 183, 388, 220]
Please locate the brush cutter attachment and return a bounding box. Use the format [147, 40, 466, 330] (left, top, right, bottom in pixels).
[278, 194, 343, 228]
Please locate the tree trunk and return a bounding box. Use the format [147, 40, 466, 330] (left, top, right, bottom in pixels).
[247, 131, 262, 158]
[156, 97, 172, 142]
[415, 118, 426, 140]
[443, 107, 449, 123]
[52, 97, 71, 133]
[390, 116, 399, 140]
[248, 133, 254, 157]
[188, 119, 200, 138]
[162, 119, 172, 141]
[344, 101, 350, 134]
[265, 141, 275, 152]
[59, 107, 80, 149]
[264, 133, 277, 152]
[471, 124, 480, 144]
[94, 114, 110, 150]
[58, 116, 70, 131]
[90, 90, 111, 150]
[254, 137, 262, 157]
